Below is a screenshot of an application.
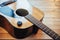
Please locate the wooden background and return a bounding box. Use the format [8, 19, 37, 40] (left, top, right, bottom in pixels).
[0, 0, 60, 40]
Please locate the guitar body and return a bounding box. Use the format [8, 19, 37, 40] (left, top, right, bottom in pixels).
[0, 7, 43, 39]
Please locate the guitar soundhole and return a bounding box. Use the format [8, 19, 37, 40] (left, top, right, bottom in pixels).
[16, 9, 28, 16]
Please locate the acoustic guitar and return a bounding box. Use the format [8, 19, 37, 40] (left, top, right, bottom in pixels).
[0, 6, 43, 39]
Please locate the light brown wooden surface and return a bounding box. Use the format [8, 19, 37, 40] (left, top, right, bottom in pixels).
[0, 0, 60, 40]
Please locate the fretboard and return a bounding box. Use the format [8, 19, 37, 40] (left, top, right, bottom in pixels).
[25, 14, 60, 40]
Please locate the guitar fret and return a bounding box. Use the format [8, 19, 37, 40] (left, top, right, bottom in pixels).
[36, 22, 44, 29]
[48, 30, 54, 36]
[43, 27, 47, 31]
[43, 26, 53, 36]
[48, 30, 52, 35]
[44, 27, 50, 33]
[52, 33, 60, 39]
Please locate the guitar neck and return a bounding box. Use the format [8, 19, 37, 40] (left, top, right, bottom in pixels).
[25, 14, 60, 40]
